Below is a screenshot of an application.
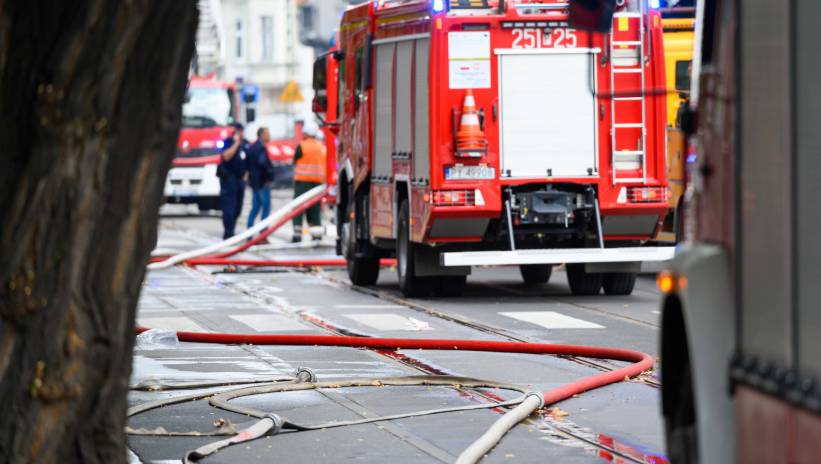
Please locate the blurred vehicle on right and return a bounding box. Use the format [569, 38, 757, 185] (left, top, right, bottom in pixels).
[575, 0, 821, 462]
[660, 0, 819, 462]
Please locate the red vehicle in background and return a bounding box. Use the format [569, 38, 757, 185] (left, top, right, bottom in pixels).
[312, 42, 341, 203]
[165, 76, 302, 211]
[314, 0, 674, 297]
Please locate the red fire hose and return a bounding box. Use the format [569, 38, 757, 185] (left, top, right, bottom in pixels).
[151, 192, 326, 265]
[134, 326, 653, 462]
[134, 326, 652, 407]
[210, 194, 325, 259]
[182, 258, 397, 267]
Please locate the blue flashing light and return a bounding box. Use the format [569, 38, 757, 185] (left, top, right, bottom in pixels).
[216, 140, 225, 149]
[649, 0, 661, 8]
[433, 0, 445, 13]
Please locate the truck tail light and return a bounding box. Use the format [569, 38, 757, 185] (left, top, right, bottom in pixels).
[432, 189, 475, 207]
[627, 186, 670, 203]
[657, 270, 687, 294]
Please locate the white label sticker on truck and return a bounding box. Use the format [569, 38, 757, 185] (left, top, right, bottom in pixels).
[448, 32, 491, 89]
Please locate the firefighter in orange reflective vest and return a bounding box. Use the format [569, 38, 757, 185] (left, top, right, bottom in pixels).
[292, 129, 326, 242]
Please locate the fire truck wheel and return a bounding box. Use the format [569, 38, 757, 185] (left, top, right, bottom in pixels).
[341, 194, 380, 286]
[346, 256, 380, 287]
[566, 263, 603, 296]
[433, 275, 467, 297]
[519, 264, 553, 285]
[602, 273, 637, 295]
[397, 200, 432, 297]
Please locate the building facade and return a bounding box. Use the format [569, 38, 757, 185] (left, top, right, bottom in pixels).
[197, 0, 315, 130]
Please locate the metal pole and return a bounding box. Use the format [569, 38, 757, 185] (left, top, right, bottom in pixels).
[593, 192, 605, 249]
[504, 190, 516, 251]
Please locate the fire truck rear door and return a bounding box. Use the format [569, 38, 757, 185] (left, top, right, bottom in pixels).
[498, 49, 599, 178]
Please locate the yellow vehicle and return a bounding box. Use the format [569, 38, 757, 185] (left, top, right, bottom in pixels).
[657, 15, 694, 241]
[662, 17, 695, 126]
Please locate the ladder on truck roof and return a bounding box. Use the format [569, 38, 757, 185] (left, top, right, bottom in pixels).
[609, 9, 648, 184]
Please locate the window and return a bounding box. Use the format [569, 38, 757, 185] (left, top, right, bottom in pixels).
[261, 16, 273, 62]
[301, 5, 315, 31]
[675, 60, 692, 92]
[337, 56, 345, 117]
[182, 88, 235, 128]
[235, 20, 244, 59]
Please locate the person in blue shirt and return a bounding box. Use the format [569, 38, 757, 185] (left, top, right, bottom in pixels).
[246, 127, 275, 230]
[217, 123, 249, 239]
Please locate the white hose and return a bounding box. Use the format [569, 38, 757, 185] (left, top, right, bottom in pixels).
[454, 393, 545, 464]
[150, 248, 183, 257]
[148, 184, 326, 270]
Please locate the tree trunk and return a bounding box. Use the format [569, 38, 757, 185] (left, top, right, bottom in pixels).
[0, 1, 198, 462]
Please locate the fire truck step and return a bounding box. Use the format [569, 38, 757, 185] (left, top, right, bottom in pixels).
[612, 40, 642, 46]
[614, 97, 644, 101]
[440, 247, 676, 267]
[613, 68, 643, 74]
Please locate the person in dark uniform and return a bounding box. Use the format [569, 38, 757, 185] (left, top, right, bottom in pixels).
[246, 127, 275, 229]
[217, 123, 249, 239]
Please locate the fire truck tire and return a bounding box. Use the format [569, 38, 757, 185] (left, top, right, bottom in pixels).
[347, 257, 380, 287]
[340, 187, 380, 286]
[602, 273, 637, 295]
[434, 275, 467, 297]
[664, 353, 698, 464]
[519, 264, 553, 285]
[397, 200, 432, 297]
[566, 264, 603, 295]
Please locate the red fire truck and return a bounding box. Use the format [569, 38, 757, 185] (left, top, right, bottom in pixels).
[165, 76, 302, 210]
[313, 42, 341, 203]
[313, 0, 674, 297]
[645, 0, 821, 462]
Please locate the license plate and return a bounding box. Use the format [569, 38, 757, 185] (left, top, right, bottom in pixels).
[172, 188, 197, 197]
[445, 166, 496, 180]
[171, 167, 205, 180]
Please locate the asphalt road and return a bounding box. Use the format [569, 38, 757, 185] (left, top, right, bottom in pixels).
[128, 195, 669, 464]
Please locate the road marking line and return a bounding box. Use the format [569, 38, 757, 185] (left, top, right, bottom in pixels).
[499, 311, 605, 329]
[229, 314, 310, 332]
[137, 316, 209, 333]
[334, 304, 405, 309]
[344, 313, 433, 331]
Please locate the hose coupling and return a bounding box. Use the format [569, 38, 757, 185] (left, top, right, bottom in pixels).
[295, 366, 318, 383]
[265, 414, 284, 435]
[526, 391, 545, 409]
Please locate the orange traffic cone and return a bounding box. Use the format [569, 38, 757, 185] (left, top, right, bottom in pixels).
[456, 89, 488, 158]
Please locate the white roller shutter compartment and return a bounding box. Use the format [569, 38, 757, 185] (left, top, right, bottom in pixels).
[498, 51, 598, 178]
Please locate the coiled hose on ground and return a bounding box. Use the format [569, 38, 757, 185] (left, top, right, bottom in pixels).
[132, 326, 653, 463]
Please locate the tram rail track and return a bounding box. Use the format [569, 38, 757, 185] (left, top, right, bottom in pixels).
[314, 270, 662, 389]
[170, 263, 658, 463]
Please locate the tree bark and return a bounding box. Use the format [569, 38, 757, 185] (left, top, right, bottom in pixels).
[0, 1, 198, 462]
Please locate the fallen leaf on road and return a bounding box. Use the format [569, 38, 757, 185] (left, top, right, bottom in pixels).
[548, 408, 569, 419]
